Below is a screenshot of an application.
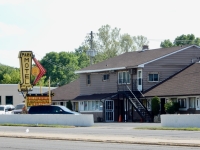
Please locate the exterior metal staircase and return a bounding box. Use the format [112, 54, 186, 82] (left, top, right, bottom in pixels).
[118, 84, 153, 122]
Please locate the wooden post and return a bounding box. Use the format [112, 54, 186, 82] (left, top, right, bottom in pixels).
[49, 77, 51, 105]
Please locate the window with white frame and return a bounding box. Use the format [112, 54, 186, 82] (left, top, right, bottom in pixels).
[103, 74, 109, 81]
[87, 74, 91, 85]
[178, 98, 187, 108]
[189, 97, 195, 108]
[118, 71, 130, 84]
[80, 101, 102, 111]
[171, 98, 177, 102]
[197, 98, 200, 108]
[147, 99, 151, 110]
[148, 73, 159, 82]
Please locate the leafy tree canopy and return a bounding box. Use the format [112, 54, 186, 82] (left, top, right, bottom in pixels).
[82, 24, 149, 63]
[160, 34, 200, 48]
[40, 51, 82, 86]
[0, 64, 20, 84]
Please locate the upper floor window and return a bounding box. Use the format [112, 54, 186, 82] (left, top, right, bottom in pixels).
[118, 71, 130, 84]
[87, 74, 91, 85]
[103, 74, 109, 81]
[148, 73, 159, 82]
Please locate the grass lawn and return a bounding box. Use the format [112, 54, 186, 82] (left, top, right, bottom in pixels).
[135, 127, 200, 131]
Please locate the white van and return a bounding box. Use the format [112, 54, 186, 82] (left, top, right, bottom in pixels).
[0, 105, 15, 115]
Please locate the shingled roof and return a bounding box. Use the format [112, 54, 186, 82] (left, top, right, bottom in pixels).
[144, 63, 200, 97]
[51, 79, 80, 101]
[75, 45, 195, 73]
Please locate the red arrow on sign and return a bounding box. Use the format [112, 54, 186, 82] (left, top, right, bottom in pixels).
[32, 57, 46, 85]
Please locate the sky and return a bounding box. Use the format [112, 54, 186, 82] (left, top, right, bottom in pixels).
[1, 0, 200, 68]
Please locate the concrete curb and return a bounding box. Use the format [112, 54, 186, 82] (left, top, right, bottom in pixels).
[0, 133, 200, 147]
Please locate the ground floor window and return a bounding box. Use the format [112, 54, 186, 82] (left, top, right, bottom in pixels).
[178, 98, 186, 108]
[6, 96, 13, 105]
[147, 99, 151, 110]
[189, 97, 195, 108]
[80, 101, 102, 111]
[197, 98, 200, 108]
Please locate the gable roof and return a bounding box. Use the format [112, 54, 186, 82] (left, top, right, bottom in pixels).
[144, 63, 200, 97]
[75, 45, 199, 73]
[51, 79, 80, 101]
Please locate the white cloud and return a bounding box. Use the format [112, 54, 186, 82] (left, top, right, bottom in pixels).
[0, 22, 26, 37]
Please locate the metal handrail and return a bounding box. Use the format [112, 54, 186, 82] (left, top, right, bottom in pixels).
[126, 85, 146, 110]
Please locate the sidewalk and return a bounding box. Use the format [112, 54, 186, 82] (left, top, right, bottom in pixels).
[0, 131, 200, 147]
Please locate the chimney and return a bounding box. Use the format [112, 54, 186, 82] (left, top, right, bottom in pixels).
[142, 45, 149, 51]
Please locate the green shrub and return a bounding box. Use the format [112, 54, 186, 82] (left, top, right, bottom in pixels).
[151, 96, 160, 116]
[165, 100, 180, 114]
[67, 100, 73, 110]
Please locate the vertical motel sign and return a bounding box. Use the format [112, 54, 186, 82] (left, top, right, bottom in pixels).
[18, 51, 33, 91]
[18, 51, 53, 107]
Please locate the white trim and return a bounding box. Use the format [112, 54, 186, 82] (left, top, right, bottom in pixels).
[75, 67, 126, 74]
[138, 45, 198, 67]
[75, 45, 200, 73]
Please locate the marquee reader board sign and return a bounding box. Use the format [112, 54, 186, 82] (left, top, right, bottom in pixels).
[26, 94, 51, 107]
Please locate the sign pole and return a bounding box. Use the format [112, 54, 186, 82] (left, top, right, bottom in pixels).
[49, 77, 51, 105]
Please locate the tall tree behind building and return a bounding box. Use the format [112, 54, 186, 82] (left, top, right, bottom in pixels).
[160, 34, 200, 48]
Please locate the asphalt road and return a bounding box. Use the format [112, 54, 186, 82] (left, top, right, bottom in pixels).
[0, 123, 199, 141]
[0, 137, 199, 150]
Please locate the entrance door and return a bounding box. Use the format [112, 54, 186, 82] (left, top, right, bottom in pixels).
[137, 69, 142, 91]
[105, 100, 114, 122]
[160, 98, 166, 114]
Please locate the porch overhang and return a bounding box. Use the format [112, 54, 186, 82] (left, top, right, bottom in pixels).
[75, 67, 126, 74]
[73, 93, 117, 100]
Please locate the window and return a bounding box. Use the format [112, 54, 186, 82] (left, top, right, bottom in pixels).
[178, 98, 186, 108]
[80, 101, 102, 111]
[6, 96, 13, 105]
[87, 74, 91, 85]
[189, 97, 195, 108]
[0, 96, 1, 105]
[148, 73, 159, 82]
[103, 74, 109, 81]
[197, 98, 200, 108]
[118, 71, 130, 84]
[84, 101, 88, 111]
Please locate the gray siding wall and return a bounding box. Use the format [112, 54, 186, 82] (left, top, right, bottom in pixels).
[143, 46, 200, 91]
[80, 72, 118, 95]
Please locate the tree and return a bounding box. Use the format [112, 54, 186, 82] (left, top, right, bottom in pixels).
[0, 64, 20, 84]
[132, 35, 149, 50]
[174, 34, 200, 46]
[82, 24, 149, 63]
[160, 34, 200, 48]
[75, 46, 90, 68]
[151, 96, 160, 116]
[120, 33, 136, 53]
[160, 39, 173, 48]
[40, 52, 79, 86]
[164, 100, 180, 114]
[67, 100, 73, 110]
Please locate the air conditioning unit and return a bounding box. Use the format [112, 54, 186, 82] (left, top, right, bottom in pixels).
[129, 68, 137, 75]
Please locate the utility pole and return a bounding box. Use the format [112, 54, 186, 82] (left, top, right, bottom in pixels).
[86, 31, 97, 65]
